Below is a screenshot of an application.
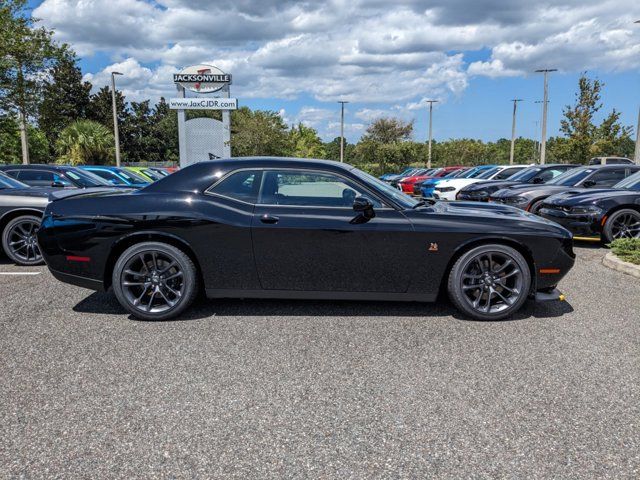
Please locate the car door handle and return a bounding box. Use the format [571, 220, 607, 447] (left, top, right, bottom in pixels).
[260, 214, 279, 224]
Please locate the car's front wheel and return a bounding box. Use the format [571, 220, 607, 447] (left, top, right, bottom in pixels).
[1, 215, 44, 266]
[447, 244, 531, 321]
[112, 242, 199, 320]
[603, 209, 640, 243]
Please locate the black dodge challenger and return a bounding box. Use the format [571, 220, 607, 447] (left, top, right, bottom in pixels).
[37, 158, 575, 321]
[539, 170, 640, 242]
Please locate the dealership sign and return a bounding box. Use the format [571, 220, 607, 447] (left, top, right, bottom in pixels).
[169, 98, 237, 110]
[173, 64, 232, 93]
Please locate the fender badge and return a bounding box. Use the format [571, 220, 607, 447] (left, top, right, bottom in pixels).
[428, 243, 439, 252]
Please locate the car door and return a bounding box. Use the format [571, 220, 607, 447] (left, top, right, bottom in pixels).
[251, 168, 414, 293]
[14, 169, 73, 187]
[582, 167, 628, 188]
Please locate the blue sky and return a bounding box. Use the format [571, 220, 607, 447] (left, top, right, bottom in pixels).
[28, 0, 640, 143]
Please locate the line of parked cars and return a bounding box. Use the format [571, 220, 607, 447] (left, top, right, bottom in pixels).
[0, 164, 176, 266]
[381, 157, 640, 243]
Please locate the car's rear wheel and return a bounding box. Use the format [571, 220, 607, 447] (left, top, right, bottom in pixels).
[447, 244, 531, 321]
[1, 215, 44, 266]
[112, 242, 199, 320]
[603, 209, 640, 243]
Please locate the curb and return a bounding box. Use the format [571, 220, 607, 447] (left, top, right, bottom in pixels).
[602, 252, 640, 279]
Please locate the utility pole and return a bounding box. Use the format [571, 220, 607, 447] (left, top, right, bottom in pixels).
[338, 101, 348, 162]
[509, 99, 523, 165]
[635, 22, 640, 164]
[425, 100, 438, 168]
[535, 69, 556, 164]
[635, 106, 640, 165]
[111, 72, 123, 167]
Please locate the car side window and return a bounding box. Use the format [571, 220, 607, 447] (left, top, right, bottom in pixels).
[588, 169, 626, 186]
[16, 170, 73, 186]
[494, 168, 520, 179]
[538, 168, 564, 182]
[209, 170, 263, 204]
[258, 170, 382, 208]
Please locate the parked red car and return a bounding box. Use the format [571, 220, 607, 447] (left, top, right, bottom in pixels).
[397, 166, 465, 194]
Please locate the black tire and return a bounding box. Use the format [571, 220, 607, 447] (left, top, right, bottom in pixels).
[528, 199, 545, 215]
[112, 242, 199, 320]
[1, 215, 44, 266]
[602, 209, 640, 243]
[447, 244, 531, 321]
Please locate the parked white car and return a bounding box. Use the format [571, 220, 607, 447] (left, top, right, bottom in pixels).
[433, 165, 530, 201]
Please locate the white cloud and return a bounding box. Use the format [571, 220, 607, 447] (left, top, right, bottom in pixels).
[33, 0, 640, 122]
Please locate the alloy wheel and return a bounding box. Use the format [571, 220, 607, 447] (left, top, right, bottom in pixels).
[610, 212, 640, 239]
[7, 219, 42, 264]
[459, 251, 524, 315]
[120, 250, 185, 314]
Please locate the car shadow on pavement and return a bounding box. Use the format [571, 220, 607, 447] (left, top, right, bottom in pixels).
[72, 290, 574, 323]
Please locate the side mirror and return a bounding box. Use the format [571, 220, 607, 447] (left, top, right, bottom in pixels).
[532, 177, 544, 184]
[51, 181, 65, 188]
[352, 196, 375, 221]
[583, 180, 596, 188]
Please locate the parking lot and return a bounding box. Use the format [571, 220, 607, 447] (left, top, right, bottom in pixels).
[0, 245, 638, 478]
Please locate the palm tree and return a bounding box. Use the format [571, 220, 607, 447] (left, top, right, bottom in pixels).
[55, 120, 114, 165]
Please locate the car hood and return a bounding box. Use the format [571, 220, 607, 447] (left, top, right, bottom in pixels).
[546, 188, 640, 206]
[411, 200, 570, 236]
[491, 184, 569, 198]
[435, 178, 483, 188]
[0, 186, 57, 199]
[462, 180, 521, 192]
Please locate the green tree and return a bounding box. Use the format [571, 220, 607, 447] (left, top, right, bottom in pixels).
[361, 117, 414, 144]
[230, 107, 290, 157]
[591, 109, 633, 158]
[0, 0, 65, 163]
[55, 119, 114, 165]
[0, 115, 49, 164]
[289, 123, 325, 158]
[323, 136, 354, 162]
[39, 52, 91, 151]
[559, 74, 602, 163]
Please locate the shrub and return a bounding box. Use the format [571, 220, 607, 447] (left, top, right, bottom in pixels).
[609, 238, 640, 265]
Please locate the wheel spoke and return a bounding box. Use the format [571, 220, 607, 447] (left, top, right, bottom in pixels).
[164, 271, 183, 281]
[159, 262, 177, 274]
[124, 269, 145, 278]
[163, 283, 182, 297]
[157, 288, 176, 307]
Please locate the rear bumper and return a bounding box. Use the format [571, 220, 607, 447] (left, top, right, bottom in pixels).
[49, 268, 105, 291]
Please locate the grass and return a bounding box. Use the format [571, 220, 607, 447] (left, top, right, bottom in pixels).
[609, 238, 640, 265]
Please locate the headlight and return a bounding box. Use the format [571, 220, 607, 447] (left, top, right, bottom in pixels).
[437, 186, 456, 192]
[570, 205, 603, 215]
[500, 196, 528, 204]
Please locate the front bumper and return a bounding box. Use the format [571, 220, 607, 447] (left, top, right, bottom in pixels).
[538, 207, 602, 239]
[457, 192, 490, 202]
[489, 197, 529, 210]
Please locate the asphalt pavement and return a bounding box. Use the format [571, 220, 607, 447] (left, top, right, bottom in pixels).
[0, 245, 638, 478]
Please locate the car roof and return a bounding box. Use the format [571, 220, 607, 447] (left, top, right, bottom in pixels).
[143, 157, 356, 193]
[0, 164, 72, 171]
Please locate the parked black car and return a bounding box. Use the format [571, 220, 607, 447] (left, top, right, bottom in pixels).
[38, 157, 575, 322]
[539, 171, 640, 242]
[0, 164, 116, 189]
[457, 164, 577, 202]
[0, 172, 52, 265]
[489, 164, 640, 213]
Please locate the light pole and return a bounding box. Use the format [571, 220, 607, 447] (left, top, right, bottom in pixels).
[635, 21, 640, 164]
[338, 101, 348, 162]
[111, 71, 123, 167]
[535, 69, 556, 164]
[509, 99, 523, 165]
[425, 100, 438, 168]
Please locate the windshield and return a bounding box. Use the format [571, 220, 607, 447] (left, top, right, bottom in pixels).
[117, 168, 147, 184]
[0, 171, 29, 189]
[351, 168, 420, 209]
[613, 171, 640, 190]
[64, 168, 112, 187]
[467, 167, 492, 178]
[443, 169, 463, 178]
[507, 167, 541, 181]
[477, 167, 500, 179]
[547, 168, 593, 186]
